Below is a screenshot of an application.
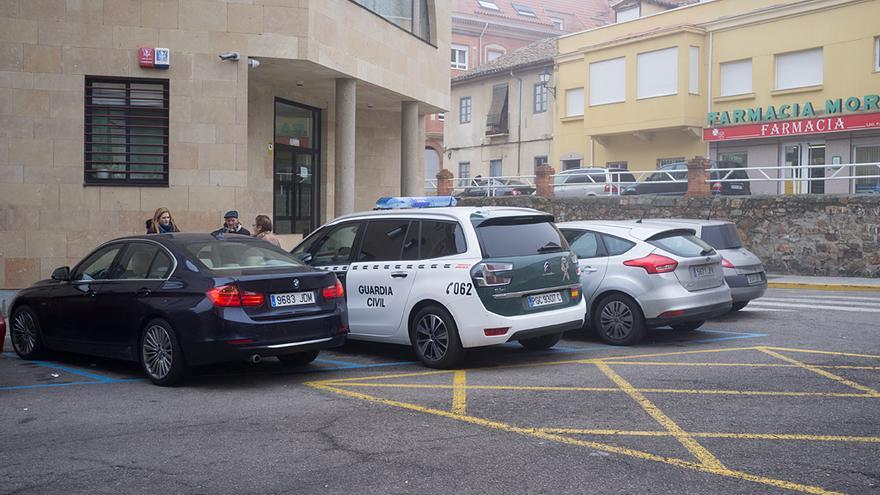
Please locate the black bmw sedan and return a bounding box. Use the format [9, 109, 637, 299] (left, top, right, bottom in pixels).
[8, 233, 348, 386]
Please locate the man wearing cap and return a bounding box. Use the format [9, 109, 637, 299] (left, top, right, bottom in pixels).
[216, 210, 251, 236]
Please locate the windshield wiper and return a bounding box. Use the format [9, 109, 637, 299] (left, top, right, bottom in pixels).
[538, 242, 562, 253]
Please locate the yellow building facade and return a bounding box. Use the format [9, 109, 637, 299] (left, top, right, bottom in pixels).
[554, 0, 880, 195]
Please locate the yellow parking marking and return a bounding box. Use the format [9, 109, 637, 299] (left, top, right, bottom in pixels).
[759, 347, 880, 396]
[762, 347, 880, 359]
[601, 361, 880, 370]
[538, 429, 880, 443]
[595, 362, 726, 470]
[306, 381, 842, 495]
[452, 370, 467, 415]
[335, 382, 873, 398]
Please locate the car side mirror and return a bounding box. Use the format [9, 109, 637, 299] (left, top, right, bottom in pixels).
[297, 253, 313, 264]
[51, 266, 70, 281]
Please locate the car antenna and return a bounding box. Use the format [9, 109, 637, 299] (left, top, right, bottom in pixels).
[636, 210, 644, 223]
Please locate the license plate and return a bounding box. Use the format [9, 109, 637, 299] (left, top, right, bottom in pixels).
[747, 273, 763, 285]
[730, 183, 744, 190]
[270, 291, 315, 307]
[527, 292, 564, 308]
[691, 265, 715, 279]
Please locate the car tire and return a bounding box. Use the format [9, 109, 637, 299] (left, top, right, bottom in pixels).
[10, 306, 46, 360]
[671, 320, 705, 332]
[410, 305, 465, 369]
[730, 301, 749, 312]
[592, 294, 646, 346]
[140, 318, 188, 386]
[277, 350, 320, 366]
[519, 332, 562, 350]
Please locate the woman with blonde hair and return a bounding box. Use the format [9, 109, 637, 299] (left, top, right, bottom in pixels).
[145, 207, 180, 234]
[253, 214, 281, 247]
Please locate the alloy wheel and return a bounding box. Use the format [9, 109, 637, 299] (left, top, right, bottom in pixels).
[142, 325, 174, 379]
[415, 314, 449, 361]
[11, 311, 37, 355]
[600, 300, 634, 339]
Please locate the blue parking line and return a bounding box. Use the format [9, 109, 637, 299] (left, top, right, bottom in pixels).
[30, 360, 119, 383]
[314, 358, 364, 368]
[1, 381, 115, 391]
[691, 329, 767, 343]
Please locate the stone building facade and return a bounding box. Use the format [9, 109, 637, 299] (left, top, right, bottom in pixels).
[0, 0, 450, 289]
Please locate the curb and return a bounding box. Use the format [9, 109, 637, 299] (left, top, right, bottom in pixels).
[767, 282, 880, 292]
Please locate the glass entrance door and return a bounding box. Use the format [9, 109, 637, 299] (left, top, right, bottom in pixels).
[781, 142, 825, 194]
[274, 98, 320, 235]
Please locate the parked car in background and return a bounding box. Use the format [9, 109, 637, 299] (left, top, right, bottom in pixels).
[456, 177, 535, 198]
[621, 160, 751, 196]
[554, 167, 637, 197]
[557, 220, 732, 346]
[291, 198, 585, 368]
[8, 234, 347, 386]
[640, 219, 766, 311]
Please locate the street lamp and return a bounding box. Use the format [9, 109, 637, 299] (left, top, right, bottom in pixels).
[539, 68, 556, 98]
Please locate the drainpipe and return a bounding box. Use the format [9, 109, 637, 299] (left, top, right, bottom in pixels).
[477, 22, 489, 66]
[511, 69, 523, 175]
[706, 31, 713, 158]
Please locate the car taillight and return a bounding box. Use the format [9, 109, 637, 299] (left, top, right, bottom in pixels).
[623, 254, 678, 274]
[711, 182, 722, 193]
[511, 189, 521, 196]
[471, 262, 514, 287]
[206, 284, 265, 307]
[721, 257, 734, 268]
[604, 183, 618, 193]
[322, 279, 345, 300]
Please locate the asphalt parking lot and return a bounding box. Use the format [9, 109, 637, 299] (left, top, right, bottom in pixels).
[1, 288, 878, 494]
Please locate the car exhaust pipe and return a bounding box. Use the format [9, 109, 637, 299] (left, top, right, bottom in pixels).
[249, 354, 261, 364]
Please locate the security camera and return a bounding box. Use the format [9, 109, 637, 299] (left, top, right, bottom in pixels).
[247, 58, 260, 69]
[218, 52, 240, 61]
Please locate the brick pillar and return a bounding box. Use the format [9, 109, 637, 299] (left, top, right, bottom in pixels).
[535, 164, 555, 197]
[436, 168, 454, 196]
[686, 156, 712, 197]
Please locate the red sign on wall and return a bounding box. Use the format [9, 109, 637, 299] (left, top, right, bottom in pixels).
[138, 47, 154, 68]
[703, 112, 880, 141]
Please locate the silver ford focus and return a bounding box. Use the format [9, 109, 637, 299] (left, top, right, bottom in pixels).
[558, 220, 732, 345]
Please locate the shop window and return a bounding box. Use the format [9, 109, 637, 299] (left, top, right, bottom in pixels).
[566, 88, 584, 117]
[775, 48, 823, 90]
[451, 44, 468, 70]
[616, 5, 639, 22]
[459, 96, 472, 123]
[590, 57, 626, 106]
[486, 84, 509, 135]
[657, 157, 685, 169]
[719, 152, 747, 166]
[720, 59, 752, 97]
[637, 47, 678, 99]
[855, 146, 880, 194]
[606, 161, 628, 170]
[84, 77, 169, 186]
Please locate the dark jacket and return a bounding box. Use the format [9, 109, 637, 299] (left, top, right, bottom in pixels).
[211, 226, 251, 236]
[145, 219, 179, 234]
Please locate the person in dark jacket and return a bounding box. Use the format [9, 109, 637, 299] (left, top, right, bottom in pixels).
[146, 207, 180, 234]
[212, 210, 251, 236]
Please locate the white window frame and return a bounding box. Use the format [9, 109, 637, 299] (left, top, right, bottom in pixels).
[477, 0, 499, 10]
[589, 57, 626, 106]
[451, 44, 468, 70]
[437, 112, 444, 122]
[459, 96, 472, 124]
[775, 47, 823, 91]
[566, 87, 584, 117]
[875, 37, 880, 72]
[616, 5, 640, 23]
[719, 59, 752, 97]
[511, 2, 536, 17]
[637, 47, 678, 100]
[549, 17, 564, 30]
[689, 46, 699, 95]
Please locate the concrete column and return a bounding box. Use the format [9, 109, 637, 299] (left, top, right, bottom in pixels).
[400, 101, 421, 196]
[335, 78, 356, 215]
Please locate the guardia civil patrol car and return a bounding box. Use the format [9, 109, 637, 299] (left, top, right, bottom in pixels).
[291, 197, 585, 368]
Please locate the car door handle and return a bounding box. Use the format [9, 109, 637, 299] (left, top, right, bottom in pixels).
[137, 288, 152, 296]
[391, 271, 408, 279]
[582, 266, 599, 273]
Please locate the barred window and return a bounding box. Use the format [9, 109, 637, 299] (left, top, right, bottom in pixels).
[85, 77, 169, 186]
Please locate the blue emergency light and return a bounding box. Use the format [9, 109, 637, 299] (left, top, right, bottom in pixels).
[375, 196, 457, 209]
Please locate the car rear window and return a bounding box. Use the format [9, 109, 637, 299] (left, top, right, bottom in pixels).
[476, 218, 567, 258]
[700, 224, 743, 249]
[610, 171, 636, 183]
[185, 240, 301, 270]
[647, 230, 716, 258]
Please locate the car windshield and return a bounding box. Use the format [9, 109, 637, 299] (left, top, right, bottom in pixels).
[700, 224, 743, 249]
[185, 240, 302, 271]
[476, 217, 567, 257]
[647, 231, 716, 258]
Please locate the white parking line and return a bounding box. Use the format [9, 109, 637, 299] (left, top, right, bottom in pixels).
[748, 301, 880, 313]
[765, 294, 880, 303]
[757, 297, 880, 308]
[739, 307, 792, 313]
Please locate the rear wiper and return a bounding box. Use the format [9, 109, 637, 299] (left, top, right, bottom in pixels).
[538, 242, 562, 253]
[700, 249, 715, 256]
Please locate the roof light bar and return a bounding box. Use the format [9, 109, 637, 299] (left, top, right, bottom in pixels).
[375, 196, 457, 209]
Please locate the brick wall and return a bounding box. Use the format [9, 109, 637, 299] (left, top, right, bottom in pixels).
[459, 195, 880, 277]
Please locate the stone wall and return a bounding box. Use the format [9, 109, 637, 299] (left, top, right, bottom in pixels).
[459, 195, 880, 278]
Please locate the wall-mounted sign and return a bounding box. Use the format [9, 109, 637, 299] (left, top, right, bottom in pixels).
[708, 94, 880, 127]
[138, 46, 170, 69]
[703, 111, 880, 141]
